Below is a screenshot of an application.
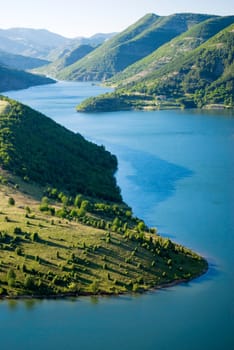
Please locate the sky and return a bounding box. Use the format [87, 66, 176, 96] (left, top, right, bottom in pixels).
[0, 0, 233, 38]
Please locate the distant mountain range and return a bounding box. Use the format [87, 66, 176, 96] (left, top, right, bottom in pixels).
[0, 14, 233, 107]
[0, 28, 69, 59]
[0, 28, 115, 92]
[0, 28, 116, 60]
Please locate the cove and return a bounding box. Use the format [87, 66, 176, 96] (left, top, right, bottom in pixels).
[2, 82, 234, 350]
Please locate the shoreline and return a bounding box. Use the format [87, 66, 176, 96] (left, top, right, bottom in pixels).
[0, 263, 208, 301]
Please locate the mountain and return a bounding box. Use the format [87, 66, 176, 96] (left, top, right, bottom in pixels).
[109, 15, 234, 87]
[77, 22, 234, 112]
[0, 65, 55, 92]
[57, 13, 212, 82]
[34, 44, 95, 77]
[0, 96, 207, 297]
[129, 22, 234, 107]
[0, 49, 50, 70]
[0, 28, 69, 59]
[46, 32, 117, 62]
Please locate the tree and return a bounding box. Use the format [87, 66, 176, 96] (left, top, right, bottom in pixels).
[7, 269, 16, 287]
[137, 221, 145, 232]
[74, 194, 83, 207]
[40, 196, 49, 211]
[8, 197, 15, 206]
[24, 276, 35, 290]
[7, 269, 16, 280]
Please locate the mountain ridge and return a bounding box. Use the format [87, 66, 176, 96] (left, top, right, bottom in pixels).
[77, 20, 234, 112]
[108, 15, 234, 86]
[57, 13, 212, 82]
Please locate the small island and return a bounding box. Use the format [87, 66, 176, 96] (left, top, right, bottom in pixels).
[0, 96, 207, 298]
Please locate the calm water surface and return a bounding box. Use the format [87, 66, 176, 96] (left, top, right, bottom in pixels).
[2, 82, 234, 350]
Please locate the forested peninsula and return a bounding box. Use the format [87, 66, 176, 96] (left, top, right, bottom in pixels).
[0, 96, 207, 298]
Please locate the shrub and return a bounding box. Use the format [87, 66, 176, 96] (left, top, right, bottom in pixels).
[132, 283, 140, 292]
[31, 232, 39, 242]
[7, 268, 16, 280]
[8, 197, 15, 206]
[90, 280, 99, 293]
[15, 247, 22, 255]
[39, 196, 49, 211]
[24, 276, 35, 290]
[25, 206, 31, 214]
[14, 227, 22, 235]
[8, 278, 16, 287]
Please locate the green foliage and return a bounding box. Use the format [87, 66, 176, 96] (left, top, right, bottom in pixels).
[35, 44, 95, 77]
[0, 65, 55, 93]
[8, 197, 15, 206]
[77, 21, 234, 112]
[74, 194, 83, 207]
[0, 97, 122, 202]
[109, 15, 234, 86]
[7, 269, 16, 280]
[58, 13, 211, 82]
[24, 276, 35, 290]
[39, 196, 49, 211]
[31, 232, 39, 242]
[0, 50, 49, 70]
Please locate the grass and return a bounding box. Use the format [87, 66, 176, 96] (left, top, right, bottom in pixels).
[0, 101, 11, 114]
[0, 169, 208, 298]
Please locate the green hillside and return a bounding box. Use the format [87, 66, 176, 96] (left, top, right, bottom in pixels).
[57, 13, 211, 82]
[77, 23, 234, 112]
[0, 65, 55, 92]
[130, 22, 234, 108]
[34, 44, 95, 77]
[0, 96, 121, 202]
[0, 50, 49, 70]
[109, 16, 234, 86]
[0, 97, 207, 298]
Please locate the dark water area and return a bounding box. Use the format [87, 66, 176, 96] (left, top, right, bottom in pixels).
[2, 82, 234, 350]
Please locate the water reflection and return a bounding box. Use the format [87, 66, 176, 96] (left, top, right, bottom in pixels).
[7, 299, 18, 310]
[116, 146, 193, 218]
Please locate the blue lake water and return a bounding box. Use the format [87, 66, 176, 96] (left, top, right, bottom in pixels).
[2, 82, 234, 350]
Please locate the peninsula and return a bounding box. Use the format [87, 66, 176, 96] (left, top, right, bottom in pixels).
[0, 96, 207, 298]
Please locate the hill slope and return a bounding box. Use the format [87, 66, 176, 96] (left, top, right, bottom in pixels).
[57, 13, 212, 82]
[0, 96, 121, 202]
[77, 23, 234, 111]
[0, 97, 207, 298]
[130, 22, 234, 107]
[109, 15, 234, 86]
[0, 49, 49, 70]
[0, 65, 55, 92]
[35, 44, 95, 77]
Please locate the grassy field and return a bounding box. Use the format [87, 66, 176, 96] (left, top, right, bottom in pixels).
[0, 169, 207, 298]
[0, 101, 11, 114]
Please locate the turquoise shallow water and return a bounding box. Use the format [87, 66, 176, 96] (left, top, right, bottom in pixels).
[2, 82, 234, 350]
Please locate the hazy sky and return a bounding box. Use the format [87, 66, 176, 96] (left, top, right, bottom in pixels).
[1, 0, 233, 37]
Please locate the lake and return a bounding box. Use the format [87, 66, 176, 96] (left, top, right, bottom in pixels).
[1, 82, 233, 350]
